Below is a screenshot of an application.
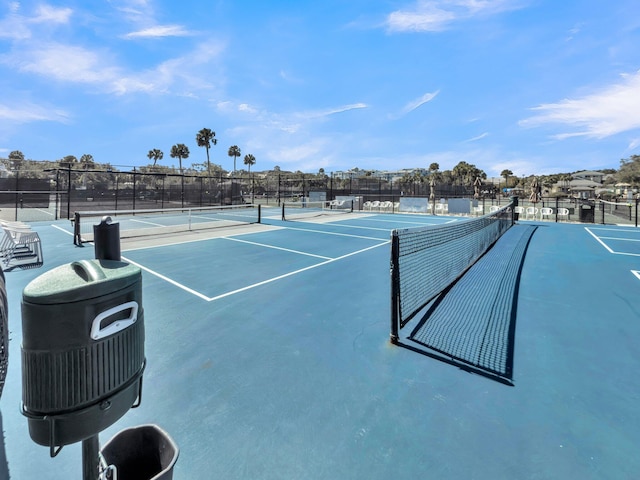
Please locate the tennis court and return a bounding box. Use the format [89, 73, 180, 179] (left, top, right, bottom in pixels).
[0, 209, 639, 479]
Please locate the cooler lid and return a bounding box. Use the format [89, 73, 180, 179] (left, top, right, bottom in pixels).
[23, 259, 141, 305]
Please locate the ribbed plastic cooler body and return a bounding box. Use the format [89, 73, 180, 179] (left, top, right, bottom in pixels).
[21, 259, 145, 448]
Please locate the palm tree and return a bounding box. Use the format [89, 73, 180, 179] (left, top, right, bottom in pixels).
[243, 154, 256, 174]
[147, 148, 164, 167]
[196, 128, 217, 177]
[171, 144, 190, 207]
[501, 169, 513, 190]
[227, 145, 241, 175]
[170, 144, 190, 173]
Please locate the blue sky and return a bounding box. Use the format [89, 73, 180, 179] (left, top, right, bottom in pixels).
[1, 0, 639, 178]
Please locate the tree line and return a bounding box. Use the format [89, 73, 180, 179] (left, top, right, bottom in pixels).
[2, 144, 639, 192]
[3, 127, 258, 178]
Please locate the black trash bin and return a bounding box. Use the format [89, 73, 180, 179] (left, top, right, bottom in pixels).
[21, 259, 145, 453]
[101, 424, 179, 480]
[94, 216, 121, 261]
[579, 204, 595, 223]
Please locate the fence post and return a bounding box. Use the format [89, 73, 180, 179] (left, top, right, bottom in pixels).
[390, 232, 400, 345]
[55, 169, 60, 220]
[67, 166, 72, 220]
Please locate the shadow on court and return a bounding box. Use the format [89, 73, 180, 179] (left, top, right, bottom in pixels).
[398, 224, 537, 386]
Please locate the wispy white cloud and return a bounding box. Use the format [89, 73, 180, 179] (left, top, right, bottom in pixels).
[108, 0, 154, 24]
[298, 103, 368, 120]
[464, 132, 489, 142]
[386, 0, 526, 33]
[1, 39, 224, 95]
[628, 138, 640, 151]
[0, 102, 69, 124]
[31, 4, 73, 24]
[520, 70, 640, 139]
[0, 2, 72, 39]
[3, 42, 115, 84]
[124, 24, 191, 38]
[401, 91, 439, 115]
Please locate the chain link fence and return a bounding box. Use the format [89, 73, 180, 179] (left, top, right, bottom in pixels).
[1, 168, 637, 227]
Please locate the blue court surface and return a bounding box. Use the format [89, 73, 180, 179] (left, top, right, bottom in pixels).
[1, 211, 639, 479]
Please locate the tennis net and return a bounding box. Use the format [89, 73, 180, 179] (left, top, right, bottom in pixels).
[599, 199, 638, 224]
[281, 200, 353, 221]
[73, 204, 261, 244]
[390, 201, 515, 342]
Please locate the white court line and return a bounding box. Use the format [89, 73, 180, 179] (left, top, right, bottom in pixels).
[599, 236, 640, 243]
[279, 224, 388, 242]
[358, 217, 458, 226]
[223, 236, 332, 259]
[585, 227, 615, 254]
[585, 227, 640, 257]
[290, 221, 393, 233]
[122, 256, 211, 301]
[123, 240, 390, 302]
[633, 271, 640, 281]
[52, 224, 73, 235]
[130, 218, 166, 227]
[35, 208, 54, 217]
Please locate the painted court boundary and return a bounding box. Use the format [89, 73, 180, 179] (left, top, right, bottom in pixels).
[585, 227, 640, 257]
[122, 240, 389, 302]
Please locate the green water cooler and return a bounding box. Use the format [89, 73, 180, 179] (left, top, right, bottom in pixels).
[21, 259, 145, 454]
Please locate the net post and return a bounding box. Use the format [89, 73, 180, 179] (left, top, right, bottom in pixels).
[73, 211, 81, 246]
[390, 231, 400, 344]
[511, 196, 519, 223]
[281, 203, 285, 221]
[258, 204, 262, 223]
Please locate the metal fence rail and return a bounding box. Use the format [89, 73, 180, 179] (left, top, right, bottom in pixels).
[1, 168, 637, 227]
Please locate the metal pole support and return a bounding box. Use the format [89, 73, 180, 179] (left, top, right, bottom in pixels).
[82, 435, 100, 480]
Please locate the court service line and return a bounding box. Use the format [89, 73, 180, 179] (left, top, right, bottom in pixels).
[357, 217, 457, 227]
[204, 240, 390, 302]
[599, 236, 640, 242]
[585, 227, 640, 257]
[121, 256, 211, 301]
[222, 236, 332, 260]
[52, 224, 73, 236]
[633, 271, 640, 282]
[130, 218, 166, 227]
[124, 240, 389, 302]
[280, 224, 388, 242]
[290, 221, 393, 233]
[585, 227, 614, 253]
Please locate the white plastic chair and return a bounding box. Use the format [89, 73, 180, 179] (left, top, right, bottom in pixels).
[514, 206, 525, 216]
[0, 224, 43, 270]
[489, 205, 500, 213]
[473, 205, 484, 216]
[363, 201, 372, 211]
[557, 208, 570, 221]
[525, 206, 538, 220]
[540, 207, 553, 220]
